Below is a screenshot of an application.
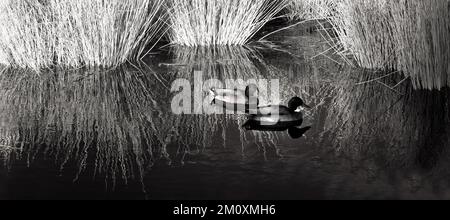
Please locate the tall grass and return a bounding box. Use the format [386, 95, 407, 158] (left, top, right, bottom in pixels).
[328, 0, 450, 90]
[167, 0, 288, 46]
[286, 0, 337, 20]
[0, 0, 166, 71]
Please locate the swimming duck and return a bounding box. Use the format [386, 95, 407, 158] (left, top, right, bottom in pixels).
[243, 97, 312, 139]
[244, 97, 311, 127]
[210, 84, 260, 112]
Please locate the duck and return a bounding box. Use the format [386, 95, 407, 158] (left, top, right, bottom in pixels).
[210, 84, 260, 112]
[243, 97, 312, 138]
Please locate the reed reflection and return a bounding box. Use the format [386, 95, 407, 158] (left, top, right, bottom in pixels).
[0, 46, 324, 182]
[324, 70, 450, 172]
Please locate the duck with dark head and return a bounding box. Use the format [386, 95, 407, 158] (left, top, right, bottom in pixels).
[243, 97, 312, 139]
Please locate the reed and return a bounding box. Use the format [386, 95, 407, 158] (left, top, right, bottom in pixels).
[328, 0, 450, 90]
[166, 0, 288, 46]
[0, 0, 166, 71]
[286, 0, 337, 20]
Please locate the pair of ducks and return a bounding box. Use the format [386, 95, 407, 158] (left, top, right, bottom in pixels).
[210, 84, 312, 139]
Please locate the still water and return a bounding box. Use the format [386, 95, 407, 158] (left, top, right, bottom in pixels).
[0, 25, 449, 200]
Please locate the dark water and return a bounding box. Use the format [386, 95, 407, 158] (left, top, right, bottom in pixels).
[1, 24, 450, 200]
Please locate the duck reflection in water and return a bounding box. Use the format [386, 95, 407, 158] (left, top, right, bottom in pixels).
[243, 97, 312, 139]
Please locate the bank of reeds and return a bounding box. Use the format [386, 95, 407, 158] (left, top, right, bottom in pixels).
[167, 0, 288, 46]
[328, 0, 450, 90]
[0, 0, 166, 71]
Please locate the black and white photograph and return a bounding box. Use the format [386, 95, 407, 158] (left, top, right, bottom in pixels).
[0, 0, 449, 207]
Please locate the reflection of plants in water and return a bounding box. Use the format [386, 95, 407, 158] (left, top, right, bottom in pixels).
[171, 46, 270, 80]
[0, 66, 166, 183]
[0, 133, 16, 167]
[0, 44, 348, 185]
[324, 70, 450, 170]
[0, 61, 284, 184]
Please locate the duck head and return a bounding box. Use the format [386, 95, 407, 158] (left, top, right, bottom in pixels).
[288, 97, 311, 112]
